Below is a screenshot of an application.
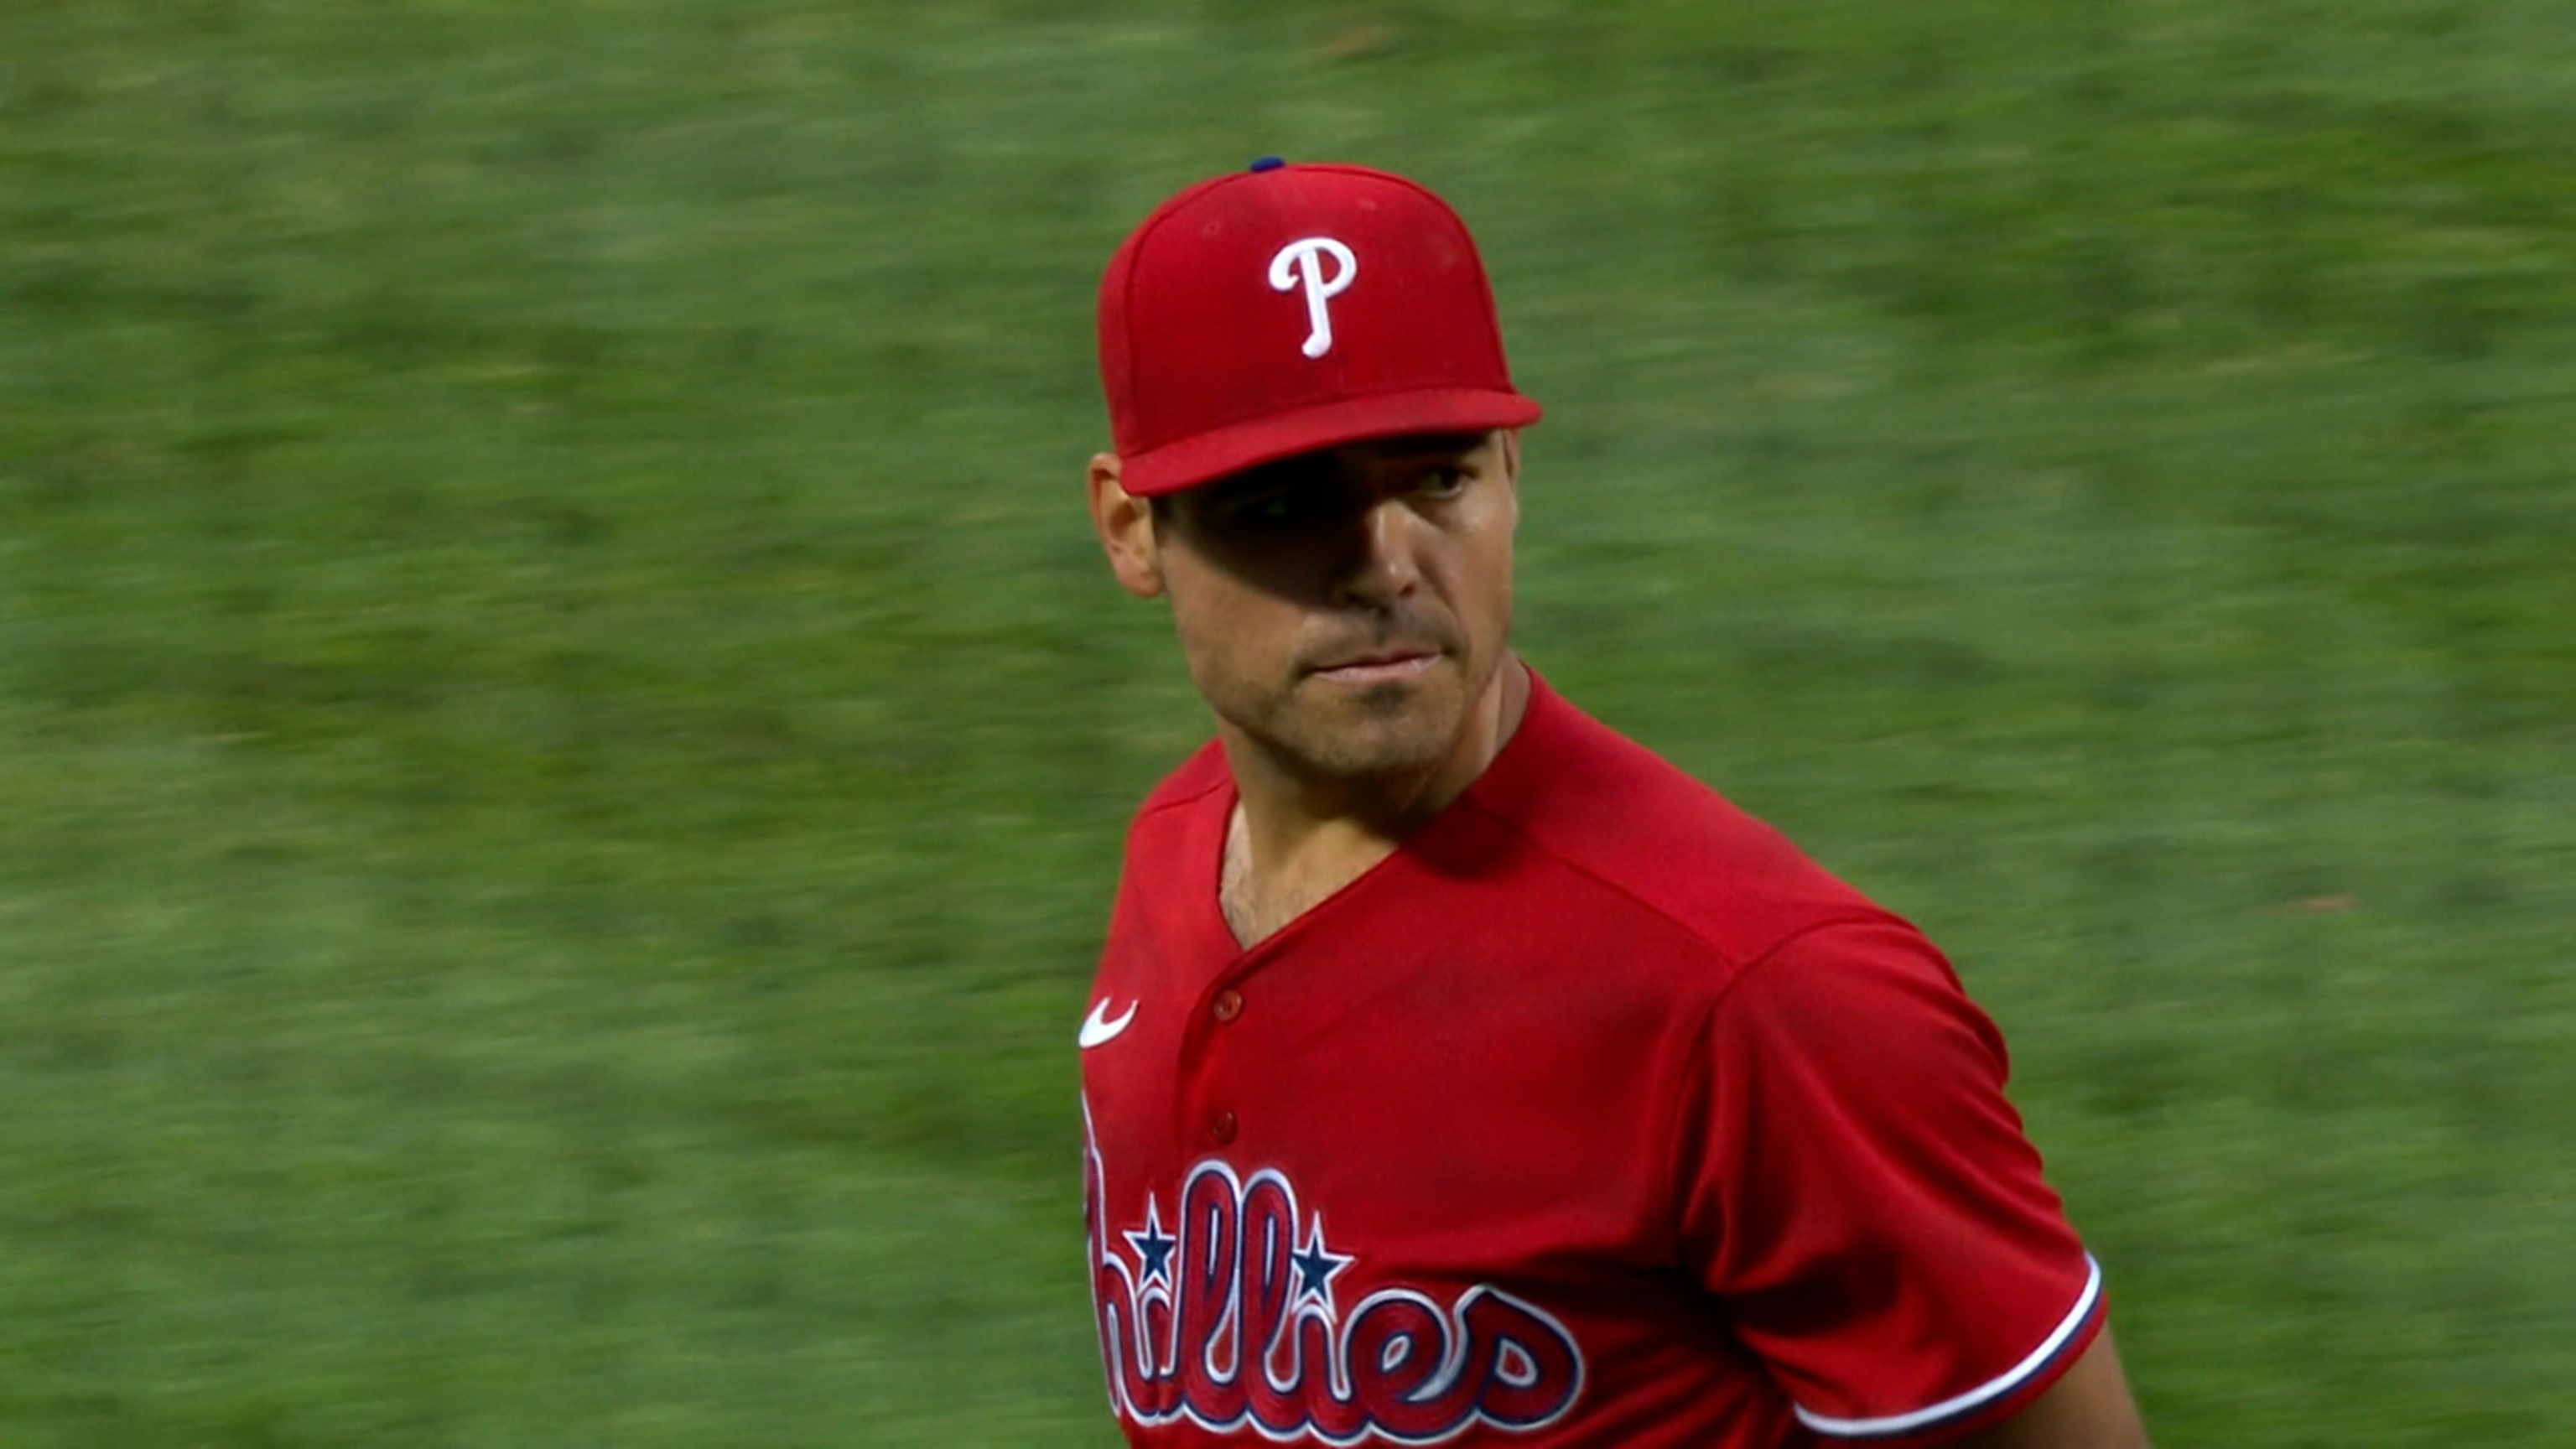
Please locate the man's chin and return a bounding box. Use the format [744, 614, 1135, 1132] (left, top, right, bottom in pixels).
[1286, 703, 1468, 781]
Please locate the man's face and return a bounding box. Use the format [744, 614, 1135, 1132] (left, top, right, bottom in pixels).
[1101, 431, 1520, 787]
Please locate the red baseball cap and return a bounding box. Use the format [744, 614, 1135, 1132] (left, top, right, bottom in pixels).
[1097, 159, 1542, 496]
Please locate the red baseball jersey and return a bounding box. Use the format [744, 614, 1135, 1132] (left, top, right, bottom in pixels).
[1080, 673, 2104, 1446]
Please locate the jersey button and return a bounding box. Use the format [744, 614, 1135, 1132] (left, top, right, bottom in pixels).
[1211, 989, 1244, 1023]
[1208, 1110, 1238, 1145]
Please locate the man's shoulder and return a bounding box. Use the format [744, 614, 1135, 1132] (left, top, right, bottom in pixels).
[1100, 744, 1231, 918]
[1467, 677, 1898, 969]
[1120, 740, 1231, 848]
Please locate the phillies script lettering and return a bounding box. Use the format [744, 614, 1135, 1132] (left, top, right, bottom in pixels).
[1268, 236, 1358, 360]
[1088, 1156, 1586, 1442]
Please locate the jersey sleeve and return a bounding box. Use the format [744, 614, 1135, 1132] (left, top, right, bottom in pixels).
[1670, 917, 2105, 1444]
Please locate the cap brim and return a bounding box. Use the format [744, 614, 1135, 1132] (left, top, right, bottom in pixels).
[1119, 387, 1543, 497]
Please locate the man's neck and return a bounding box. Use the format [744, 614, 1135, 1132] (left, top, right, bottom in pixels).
[1218, 657, 1530, 948]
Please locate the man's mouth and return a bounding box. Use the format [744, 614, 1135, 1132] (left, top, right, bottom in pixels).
[1307, 649, 1441, 685]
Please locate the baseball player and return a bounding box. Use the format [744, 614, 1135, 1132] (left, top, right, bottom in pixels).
[1077, 158, 2151, 1448]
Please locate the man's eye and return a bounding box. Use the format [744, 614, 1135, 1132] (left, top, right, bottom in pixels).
[1416, 467, 1467, 498]
[1226, 493, 1298, 526]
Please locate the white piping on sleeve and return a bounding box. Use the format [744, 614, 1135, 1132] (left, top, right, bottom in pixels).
[1793, 1254, 2104, 1440]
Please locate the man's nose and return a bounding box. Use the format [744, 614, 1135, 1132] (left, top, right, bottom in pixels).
[1331, 496, 1422, 608]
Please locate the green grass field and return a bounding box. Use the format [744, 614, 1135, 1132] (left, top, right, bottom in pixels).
[5, 2, 2571, 1443]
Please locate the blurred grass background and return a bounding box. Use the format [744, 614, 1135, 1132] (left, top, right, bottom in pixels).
[3, 1, 2571, 1443]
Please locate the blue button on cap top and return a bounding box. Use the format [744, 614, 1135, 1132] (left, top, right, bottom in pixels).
[1249, 155, 1286, 172]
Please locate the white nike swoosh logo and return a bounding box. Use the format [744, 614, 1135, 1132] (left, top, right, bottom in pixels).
[1078, 999, 1138, 1049]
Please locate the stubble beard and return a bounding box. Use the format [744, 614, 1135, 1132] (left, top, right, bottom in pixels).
[1218, 649, 1494, 787]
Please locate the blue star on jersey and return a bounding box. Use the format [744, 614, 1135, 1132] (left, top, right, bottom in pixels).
[1290, 1218, 1353, 1308]
[1126, 1200, 1180, 1288]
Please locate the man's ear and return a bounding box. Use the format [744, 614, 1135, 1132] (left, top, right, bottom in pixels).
[1088, 453, 1166, 600]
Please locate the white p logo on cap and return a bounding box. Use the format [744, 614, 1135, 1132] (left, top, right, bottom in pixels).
[1269, 237, 1358, 359]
